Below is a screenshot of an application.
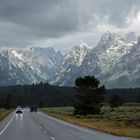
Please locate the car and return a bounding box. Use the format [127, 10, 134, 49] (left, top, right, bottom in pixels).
[16, 109, 22, 114]
[16, 107, 23, 114]
[30, 105, 37, 112]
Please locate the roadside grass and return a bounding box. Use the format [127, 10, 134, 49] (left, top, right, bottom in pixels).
[0, 109, 13, 122]
[40, 104, 140, 138]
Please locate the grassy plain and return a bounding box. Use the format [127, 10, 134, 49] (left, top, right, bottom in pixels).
[0, 109, 12, 121]
[40, 104, 140, 138]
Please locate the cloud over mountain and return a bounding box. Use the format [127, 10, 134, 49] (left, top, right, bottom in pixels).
[0, 0, 140, 51]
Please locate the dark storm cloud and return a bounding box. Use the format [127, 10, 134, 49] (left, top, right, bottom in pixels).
[0, 0, 140, 47]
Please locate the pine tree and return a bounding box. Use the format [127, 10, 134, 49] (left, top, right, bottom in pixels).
[74, 76, 105, 116]
[3, 94, 13, 109]
[109, 94, 124, 110]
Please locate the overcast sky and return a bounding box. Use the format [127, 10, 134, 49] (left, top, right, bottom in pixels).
[0, 0, 140, 52]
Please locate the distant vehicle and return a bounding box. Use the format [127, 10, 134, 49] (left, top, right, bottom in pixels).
[30, 105, 37, 112]
[16, 107, 23, 114]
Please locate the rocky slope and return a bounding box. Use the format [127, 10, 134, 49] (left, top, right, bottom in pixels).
[55, 31, 139, 88]
[0, 31, 139, 88]
[0, 47, 63, 85]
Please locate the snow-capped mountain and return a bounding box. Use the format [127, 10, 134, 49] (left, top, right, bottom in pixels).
[54, 31, 140, 88]
[125, 31, 137, 42]
[52, 43, 90, 85]
[107, 37, 140, 88]
[0, 31, 140, 88]
[96, 32, 136, 73]
[0, 47, 62, 85]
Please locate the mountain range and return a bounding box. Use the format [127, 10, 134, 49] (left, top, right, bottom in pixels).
[0, 31, 139, 88]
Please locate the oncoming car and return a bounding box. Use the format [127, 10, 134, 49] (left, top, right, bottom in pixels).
[16, 106, 23, 114]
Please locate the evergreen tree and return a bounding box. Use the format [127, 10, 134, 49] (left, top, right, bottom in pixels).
[74, 76, 105, 116]
[0, 99, 4, 108]
[109, 94, 124, 110]
[3, 94, 13, 109]
[137, 95, 140, 103]
[39, 100, 45, 108]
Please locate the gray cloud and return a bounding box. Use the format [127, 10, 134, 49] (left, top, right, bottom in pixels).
[0, 0, 140, 48]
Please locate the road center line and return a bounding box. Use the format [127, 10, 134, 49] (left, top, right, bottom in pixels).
[38, 112, 96, 135]
[0, 113, 15, 136]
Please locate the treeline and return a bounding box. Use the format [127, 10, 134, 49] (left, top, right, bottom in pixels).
[106, 88, 140, 102]
[0, 83, 140, 108]
[0, 83, 76, 108]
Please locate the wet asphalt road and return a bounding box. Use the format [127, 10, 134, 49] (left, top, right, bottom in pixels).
[0, 109, 139, 140]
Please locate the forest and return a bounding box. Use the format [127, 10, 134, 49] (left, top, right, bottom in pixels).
[0, 82, 140, 108]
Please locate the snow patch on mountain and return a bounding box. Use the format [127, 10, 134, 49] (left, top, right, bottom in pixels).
[12, 50, 23, 60]
[0, 31, 140, 88]
[0, 47, 63, 85]
[52, 42, 90, 85]
[54, 31, 140, 88]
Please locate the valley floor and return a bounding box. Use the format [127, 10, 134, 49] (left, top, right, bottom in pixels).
[0, 109, 12, 122]
[40, 104, 140, 138]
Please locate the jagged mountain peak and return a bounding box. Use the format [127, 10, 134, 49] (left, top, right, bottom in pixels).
[62, 43, 90, 67]
[125, 31, 137, 42]
[99, 31, 124, 45]
[95, 31, 126, 54]
[30, 46, 55, 54]
[54, 31, 140, 88]
[30, 46, 62, 57]
[72, 42, 88, 48]
[0, 32, 140, 88]
[30, 46, 63, 65]
[52, 43, 90, 85]
[0, 47, 63, 86]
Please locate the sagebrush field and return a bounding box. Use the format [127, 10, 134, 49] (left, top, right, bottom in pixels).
[40, 104, 140, 138]
[0, 109, 12, 121]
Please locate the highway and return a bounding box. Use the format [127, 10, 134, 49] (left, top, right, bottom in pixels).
[0, 109, 139, 140]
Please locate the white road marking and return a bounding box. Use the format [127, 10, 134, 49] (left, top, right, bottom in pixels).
[38, 112, 96, 135]
[0, 113, 15, 136]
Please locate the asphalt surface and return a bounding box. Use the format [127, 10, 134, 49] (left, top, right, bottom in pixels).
[0, 109, 139, 140]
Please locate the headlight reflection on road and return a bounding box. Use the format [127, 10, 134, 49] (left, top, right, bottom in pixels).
[15, 113, 23, 120]
[15, 114, 18, 120]
[20, 114, 23, 120]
